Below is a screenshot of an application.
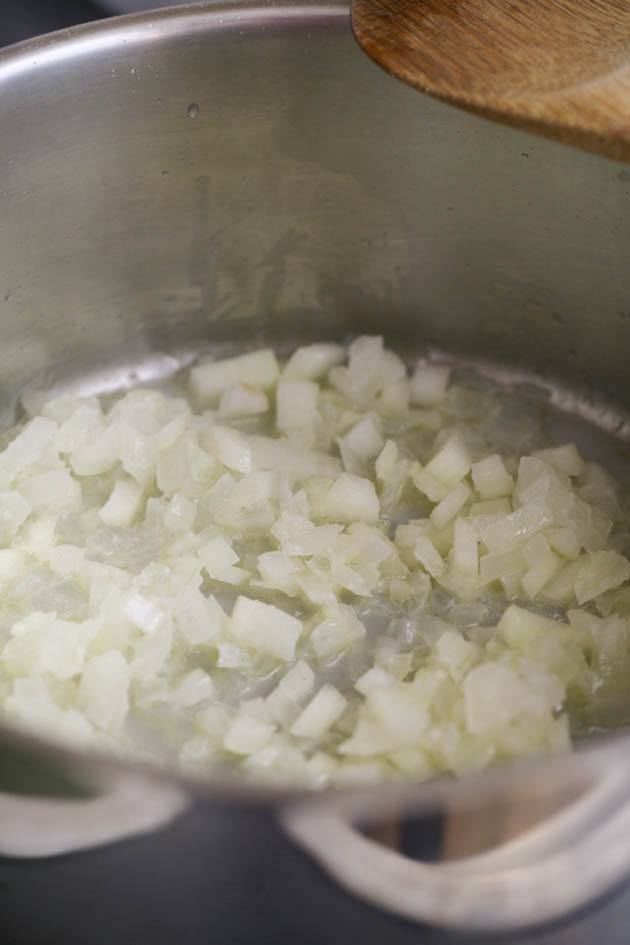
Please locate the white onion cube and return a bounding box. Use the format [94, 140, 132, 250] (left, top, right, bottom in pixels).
[425, 434, 471, 487]
[481, 500, 552, 554]
[317, 473, 380, 524]
[521, 535, 562, 598]
[0, 549, 26, 583]
[0, 417, 57, 488]
[99, 476, 144, 528]
[533, 444, 584, 478]
[0, 492, 31, 541]
[190, 349, 279, 406]
[18, 469, 80, 514]
[411, 464, 449, 502]
[498, 604, 562, 648]
[283, 343, 346, 379]
[309, 607, 365, 660]
[410, 363, 450, 406]
[266, 660, 315, 724]
[366, 684, 429, 746]
[211, 426, 252, 474]
[198, 535, 239, 579]
[574, 550, 630, 604]
[354, 665, 396, 695]
[219, 384, 269, 418]
[249, 435, 341, 481]
[276, 378, 319, 444]
[471, 455, 514, 500]
[172, 669, 215, 708]
[464, 663, 527, 734]
[479, 548, 524, 582]
[375, 440, 398, 482]
[124, 593, 166, 634]
[452, 519, 478, 577]
[230, 597, 302, 661]
[291, 685, 347, 738]
[414, 535, 444, 578]
[339, 414, 384, 472]
[174, 587, 225, 645]
[224, 714, 275, 755]
[79, 651, 130, 733]
[430, 482, 471, 529]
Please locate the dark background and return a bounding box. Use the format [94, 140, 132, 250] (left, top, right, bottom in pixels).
[0, 0, 105, 46]
[1, 3, 630, 944]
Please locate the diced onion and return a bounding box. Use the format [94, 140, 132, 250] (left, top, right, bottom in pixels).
[290, 685, 347, 739]
[189, 349, 279, 406]
[219, 384, 269, 418]
[410, 363, 451, 406]
[1, 336, 629, 788]
[230, 597, 303, 661]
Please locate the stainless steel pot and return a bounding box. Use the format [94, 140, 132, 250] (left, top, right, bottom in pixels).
[2, 1, 630, 931]
[100, 1, 183, 11]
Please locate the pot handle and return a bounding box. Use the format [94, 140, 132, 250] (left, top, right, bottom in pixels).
[0, 776, 188, 858]
[281, 768, 630, 931]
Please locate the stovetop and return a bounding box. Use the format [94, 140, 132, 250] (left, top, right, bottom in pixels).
[1, 799, 630, 945]
[1, 3, 630, 943]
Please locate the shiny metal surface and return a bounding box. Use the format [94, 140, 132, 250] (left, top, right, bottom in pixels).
[3, 2, 630, 421]
[2, 1, 630, 928]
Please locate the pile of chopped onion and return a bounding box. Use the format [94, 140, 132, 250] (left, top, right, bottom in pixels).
[1, 336, 630, 786]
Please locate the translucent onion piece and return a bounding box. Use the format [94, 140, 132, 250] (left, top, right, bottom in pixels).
[0, 336, 629, 787]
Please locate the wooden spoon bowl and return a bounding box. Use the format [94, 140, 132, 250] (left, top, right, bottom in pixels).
[351, 0, 630, 161]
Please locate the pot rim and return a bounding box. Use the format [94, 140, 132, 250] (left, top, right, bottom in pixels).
[0, 0, 350, 86]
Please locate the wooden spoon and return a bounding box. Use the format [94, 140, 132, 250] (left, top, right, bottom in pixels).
[351, 0, 630, 162]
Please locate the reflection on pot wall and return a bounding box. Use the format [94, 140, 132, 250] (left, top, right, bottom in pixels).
[1, 5, 630, 424]
[100, 1, 183, 11]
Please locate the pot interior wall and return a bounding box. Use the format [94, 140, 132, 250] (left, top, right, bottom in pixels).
[1, 2, 630, 423]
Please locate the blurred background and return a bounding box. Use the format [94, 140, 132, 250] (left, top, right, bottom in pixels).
[0, 0, 180, 47]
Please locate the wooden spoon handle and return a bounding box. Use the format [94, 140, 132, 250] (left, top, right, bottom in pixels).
[352, 0, 630, 162]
